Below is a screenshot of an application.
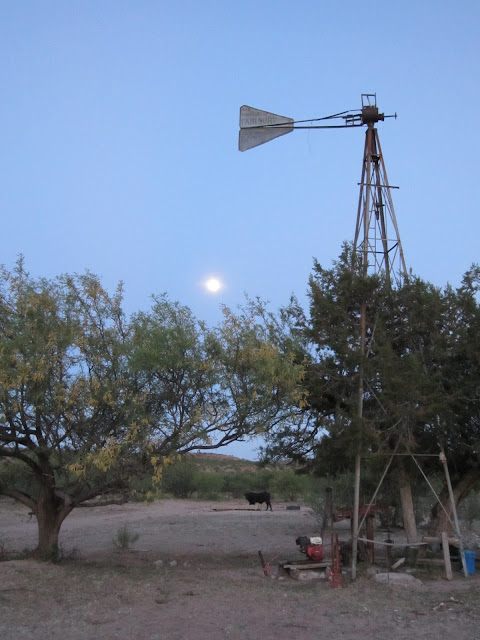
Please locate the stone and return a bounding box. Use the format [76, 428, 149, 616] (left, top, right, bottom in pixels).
[374, 572, 423, 586]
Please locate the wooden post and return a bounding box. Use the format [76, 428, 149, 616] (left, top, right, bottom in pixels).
[352, 452, 361, 579]
[441, 531, 453, 580]
[366, 515, 375, 564]
[258, 550, 270, 576]
[325, 487, 333, 528]
[439, 451, 468, 577]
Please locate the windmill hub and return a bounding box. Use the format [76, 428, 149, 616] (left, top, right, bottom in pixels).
[361, 105, 384, 125]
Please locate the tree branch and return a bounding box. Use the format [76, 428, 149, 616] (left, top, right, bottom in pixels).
[0, 447, 42, 476]
[0, 488, 36, 511]
[72, 481, 129, 506]
[77, 495, 129, 508]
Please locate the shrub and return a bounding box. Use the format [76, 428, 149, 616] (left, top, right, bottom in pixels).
[271, 470, 308, 502]
[459, 490, 480, 530]
[161, 460, 197, 498]
[222, 472, 259, 497]
[114, 524, 140, 550]
[194, 472, 224, 499]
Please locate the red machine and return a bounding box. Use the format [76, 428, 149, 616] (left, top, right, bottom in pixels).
[296, 535, 324, 561]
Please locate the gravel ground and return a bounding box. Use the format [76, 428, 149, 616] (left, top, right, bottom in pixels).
[1, 497, 480, 640]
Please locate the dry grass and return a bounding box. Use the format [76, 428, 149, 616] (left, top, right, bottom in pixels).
[2, 554, 480, 640]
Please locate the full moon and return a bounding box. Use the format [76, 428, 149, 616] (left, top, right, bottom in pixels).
[205, 277, 222, 293]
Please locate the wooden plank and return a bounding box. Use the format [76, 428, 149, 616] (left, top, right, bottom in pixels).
[422, 536, 459, 547]
[442, 531, 453, 580]
[282, 562, 330, 570]
[391, 558, 405, 570]
[211, 508, 257, 511]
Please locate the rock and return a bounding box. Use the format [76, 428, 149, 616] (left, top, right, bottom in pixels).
[153, 560, 164, 568]
[298, 570, 326, 581]
[374, 572, 423, 586]
[169, 560, 178, 567]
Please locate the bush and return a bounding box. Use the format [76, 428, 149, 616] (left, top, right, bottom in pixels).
[130, 471, 156, 500]
[113, 524, 140, 549]
[222, 472, 260, 497]
[194, 472, 224, 499]
[271, 470, 309, 502]
[161, 460, 197, 498]
[459, 491, 480, 530]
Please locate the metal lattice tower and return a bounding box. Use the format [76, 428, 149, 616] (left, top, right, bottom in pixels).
[353, 94, 406, 285]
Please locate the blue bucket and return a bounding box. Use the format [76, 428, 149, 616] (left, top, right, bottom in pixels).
[464, 550, 476, 575]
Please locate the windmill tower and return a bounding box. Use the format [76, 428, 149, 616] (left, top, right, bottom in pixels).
[239, 95, 406, 578]
[353, 94, 406, 284]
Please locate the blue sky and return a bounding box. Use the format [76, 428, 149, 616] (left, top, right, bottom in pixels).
[1, 1, 479, 459]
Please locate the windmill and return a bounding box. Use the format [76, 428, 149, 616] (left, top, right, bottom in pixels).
[238, 94, 406, 578]
[239, 94, 406, 285]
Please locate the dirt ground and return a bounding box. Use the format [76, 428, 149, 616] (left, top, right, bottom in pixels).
[1, 496, 480, 640]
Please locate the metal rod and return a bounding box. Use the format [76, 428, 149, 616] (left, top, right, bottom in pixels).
[406, 446, 456, 528]
[375, 131, 407, 276]
[352, 126, 373, 580]
[357, 440, 400, 534]
[373, 130, 391, 280]
[363, 453, 441, 457]
[241, 124, 364, 130]
[358, 183, 399, 189]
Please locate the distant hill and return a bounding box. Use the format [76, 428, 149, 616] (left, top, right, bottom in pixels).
[186, 452, 259, 473]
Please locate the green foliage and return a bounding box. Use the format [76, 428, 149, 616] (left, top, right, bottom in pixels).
[264, 248, 480, 526]
[161, 460, 197, 498]
[458, 491, 480, 530]
[221, 472, 258, 497]
[129, 295, 306, 459]
[113, 524, 140, 550]
[271, 470, 308, 501]
[193, 472, 224, 499]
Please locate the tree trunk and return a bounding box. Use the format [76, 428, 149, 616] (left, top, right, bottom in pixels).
[398, 465, 418, 543]
[428, 467, 480, 538]
[33, 487, 73, 560]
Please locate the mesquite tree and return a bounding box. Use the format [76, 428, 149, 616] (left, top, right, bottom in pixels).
[0, 261, 137, 557]
[0, 262, 305, 558]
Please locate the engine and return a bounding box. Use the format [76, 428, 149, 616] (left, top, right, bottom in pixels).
[295, 535, 324, 561]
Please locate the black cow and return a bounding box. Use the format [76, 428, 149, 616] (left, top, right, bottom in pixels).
[245, 491, 272, 511]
